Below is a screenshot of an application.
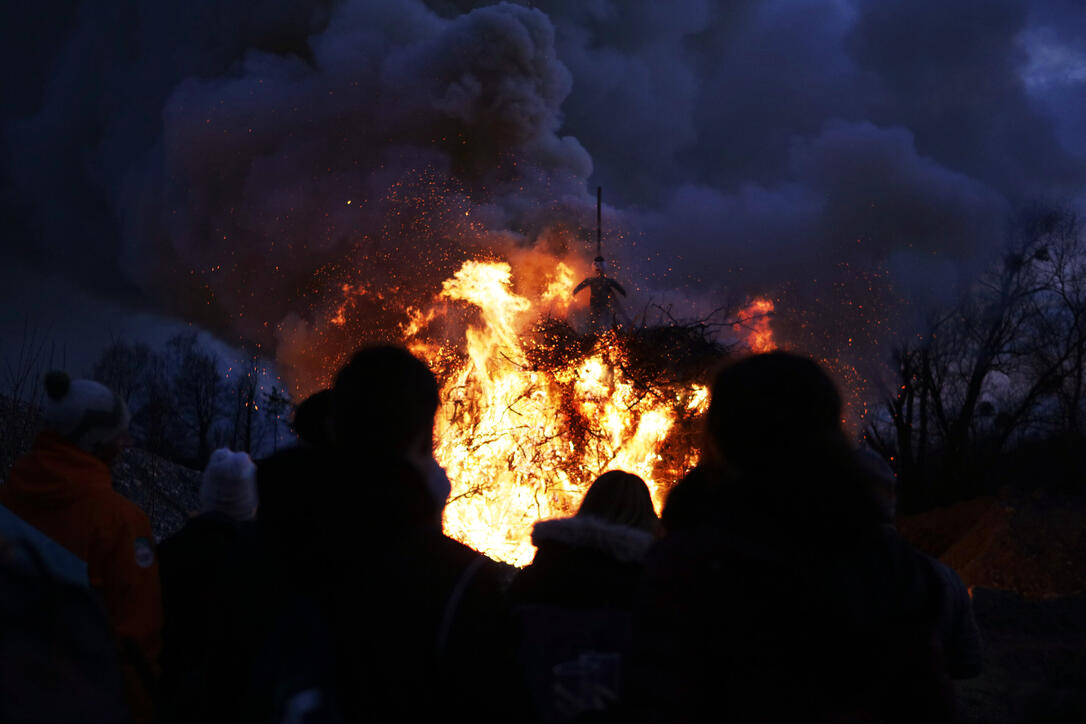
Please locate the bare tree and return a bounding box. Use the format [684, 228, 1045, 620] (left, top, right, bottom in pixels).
[262, 386, 291, 453]
[1, 316, 59, 477]
[868, 207, 1086, 508]
[92, 339, 152, 407]
[133, 351, 176, 459]
[229, 359, 260, 453]
[167, 334, 223, 467]
[1012, 211, 1086, 438]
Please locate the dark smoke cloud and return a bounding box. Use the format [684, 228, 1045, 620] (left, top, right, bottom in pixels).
[639, 120, 1006, 292]
[847, 0, 1080, 199]
[2, 0, 335, 298]
[1020, 1, 1086, 169]
[521, 0, 1084, 373]
[124, 1, 599, 390]
[4, 0, 1086, 398]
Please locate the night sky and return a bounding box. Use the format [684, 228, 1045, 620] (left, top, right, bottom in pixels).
[3, 0, 1085, 394]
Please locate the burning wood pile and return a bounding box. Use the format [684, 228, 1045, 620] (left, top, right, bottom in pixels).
[378, 256, 774, 565]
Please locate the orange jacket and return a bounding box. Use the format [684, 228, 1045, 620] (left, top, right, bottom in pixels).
[0, 432, 163, 673]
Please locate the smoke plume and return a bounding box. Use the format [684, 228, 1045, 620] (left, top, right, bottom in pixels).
[4, 0, 1085, 399]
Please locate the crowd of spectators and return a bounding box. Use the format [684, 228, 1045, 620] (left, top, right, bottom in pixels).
[0, 347, 980, 723]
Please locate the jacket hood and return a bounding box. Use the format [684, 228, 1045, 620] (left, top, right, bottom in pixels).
[2, 432, 112, 509]
[531, 515, 655, 563]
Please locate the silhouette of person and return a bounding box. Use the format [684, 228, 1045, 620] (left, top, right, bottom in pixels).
[0, 371, 160, 723]
[228, 346, 523, 724]
[158, 448, 258, 724]
[626, 352, 961, 723]
[291, 388, 334, 448]
[510, 470, 658, 724]
[574, 256, 627, 332]
[326, 345, 521, 722]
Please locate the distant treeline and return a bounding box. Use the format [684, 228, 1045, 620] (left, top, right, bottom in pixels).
[1, 329, 292, 474]
[92, 334, 292, 468]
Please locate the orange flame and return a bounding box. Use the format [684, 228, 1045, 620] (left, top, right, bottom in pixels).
[331, 283, 370, 327]
[735, 297, 776, 353]
[325, 257, 776, 566]
[410, 259, 708, 565]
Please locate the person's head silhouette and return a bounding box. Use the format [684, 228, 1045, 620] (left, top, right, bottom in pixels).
[578, 470, 658, 534]
[707, 351, 843, 474]
[332, 345, 440, 461]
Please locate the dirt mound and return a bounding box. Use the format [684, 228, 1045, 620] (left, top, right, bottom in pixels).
[898, 491, 1086, 599]
[899, 491, 1086, 721]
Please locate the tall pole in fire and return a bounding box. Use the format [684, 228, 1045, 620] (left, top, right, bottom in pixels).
[574, 185, 627, 331]
[597, 185, 602, 259]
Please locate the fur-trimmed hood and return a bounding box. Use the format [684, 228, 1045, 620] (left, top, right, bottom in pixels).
[531, 515, 655, 563]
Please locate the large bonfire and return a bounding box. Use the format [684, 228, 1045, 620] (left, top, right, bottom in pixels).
[343, 253, 777, 566]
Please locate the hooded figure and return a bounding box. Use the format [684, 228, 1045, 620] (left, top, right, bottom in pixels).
[510, 470, 658, 724]
[0, 371, 161, 723]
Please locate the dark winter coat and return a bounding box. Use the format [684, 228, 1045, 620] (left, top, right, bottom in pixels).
[929, 554, 984, 679]
[662, 463, 982, 682]
[0, 536, 132, 724]
[659, 464, 726, 535]
[329, 526, 521, 723]
[509, 515, 655, 724]
[511, 515, 654, 609]
[157, 512, 256, 724]
[213, 447, 525, 724]
[624, 485, 957, 723]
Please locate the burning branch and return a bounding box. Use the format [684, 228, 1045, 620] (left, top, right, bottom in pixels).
[395, 258, 772, 565]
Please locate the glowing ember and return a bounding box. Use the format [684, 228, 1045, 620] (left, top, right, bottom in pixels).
[331, 283, 373, 327]
[388, 258, 776, 566]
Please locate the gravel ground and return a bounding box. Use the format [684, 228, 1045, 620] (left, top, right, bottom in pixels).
[112, 448, 201, 541]
[958, 588, 1086, 723]
[899, 491, 1086, 722]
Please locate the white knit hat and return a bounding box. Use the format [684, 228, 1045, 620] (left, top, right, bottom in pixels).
[43, 371, 131, 452]
[199, 448, 258, 521]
